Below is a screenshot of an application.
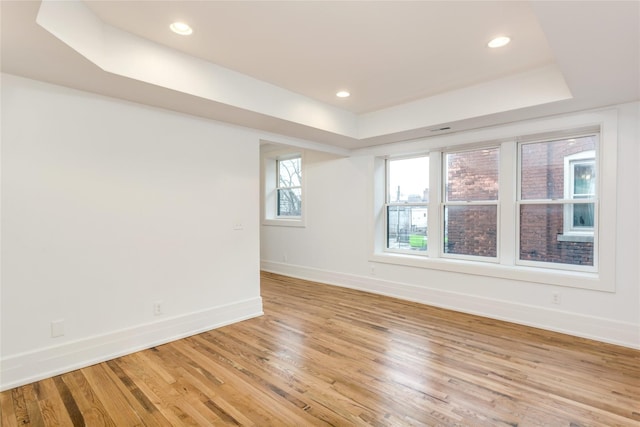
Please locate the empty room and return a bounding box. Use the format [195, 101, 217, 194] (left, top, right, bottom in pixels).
[1, 1, 639, 425]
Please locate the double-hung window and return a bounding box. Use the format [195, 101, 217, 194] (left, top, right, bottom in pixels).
[375, 109, 615, 290]
[518, 135, 597, 269]
[263, 149, 304, 226]
[382, 139, 598, 269]
[443, 147, 499, 260]
[276, 156, 302, 217]
[385, 156, 429, 252]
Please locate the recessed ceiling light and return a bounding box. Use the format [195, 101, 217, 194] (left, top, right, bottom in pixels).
[336, 91, 350, 98]
[488, 36, 510, 48]
[170, 22, 193, 36]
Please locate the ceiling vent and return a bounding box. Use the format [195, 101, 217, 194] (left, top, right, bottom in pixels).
[430, 126, 451, 132]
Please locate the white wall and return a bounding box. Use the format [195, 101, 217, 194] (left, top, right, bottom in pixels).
[262, 102, 640, 349]
[1, 74, 262, 390]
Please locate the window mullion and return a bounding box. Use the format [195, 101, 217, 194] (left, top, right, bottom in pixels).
[428, 152, 441, 258]
[499, 140, 516, 265]
[519, 199, 596, 205]
[443, 201, 499, 206]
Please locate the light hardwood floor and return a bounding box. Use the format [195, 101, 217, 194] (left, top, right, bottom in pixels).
[1, 272, 639, 426]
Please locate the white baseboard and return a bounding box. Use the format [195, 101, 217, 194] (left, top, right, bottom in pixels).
[262, 260, 640, 350]
[1, 297, 263, 391]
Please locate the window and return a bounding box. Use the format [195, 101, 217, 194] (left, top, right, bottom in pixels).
[386, 156, 429, 252]
[518, 135, 597, 268]
[263, 149, 304, 226]
[372, 109, 617, 290]
[276, 156, 302, 217]
[564, 151, 596, 234]
[443, 147, 499, 259]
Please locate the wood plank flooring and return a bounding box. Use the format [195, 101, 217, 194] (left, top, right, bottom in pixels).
[2, 272, 639, 426]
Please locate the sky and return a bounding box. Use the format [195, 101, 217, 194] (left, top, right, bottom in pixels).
[388, 156, 429, 201]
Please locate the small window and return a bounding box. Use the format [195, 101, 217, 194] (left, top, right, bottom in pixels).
[263, 150, 304, 226]
[443, 147, 499, 259]
[386, 156, 429, 252]
[276, 156, 302, 217]
[518, 135, 597, 268]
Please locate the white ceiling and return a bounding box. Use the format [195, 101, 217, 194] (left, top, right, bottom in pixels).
[1, 1, 638, 151]
[84, 1, 555, 114]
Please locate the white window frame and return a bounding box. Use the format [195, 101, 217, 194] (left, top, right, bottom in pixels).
[369, 108, 618, 292]
[262, 149, 305, 227]
[276, 155, 302, 218]
[384, 155, 429, 256]
[441, 146, 500, 263]
[516, 136, 598, 273]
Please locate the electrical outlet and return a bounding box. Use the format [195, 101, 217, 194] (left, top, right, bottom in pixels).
[552, 292, 561, 305]
[370, 264, 376, 275]
[153, 301, 163, 316]
[51, 319, 64, 338]
[283, 253, 288, 262]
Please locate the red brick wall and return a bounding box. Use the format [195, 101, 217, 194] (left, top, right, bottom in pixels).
[445, 148, 498, 256]
[519, 205, 594, 265]
[445, 205, 497, 257]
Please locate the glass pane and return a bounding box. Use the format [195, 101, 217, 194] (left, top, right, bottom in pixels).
[520, 136, 596, 200]
[388, 156, 429, 203]
[278, 157, 301, 188]
[443, 205, 497, 257]
[520, 204, 593, 266]
[445, 148, 499, 202]
[387, 205, 428, 251]
[573, 202, 594, 228]
[277, 188, 301, 216]
[573, 163, 595, 196]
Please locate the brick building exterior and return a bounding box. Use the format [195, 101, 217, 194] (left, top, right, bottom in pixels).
[519, 136, 596, 266]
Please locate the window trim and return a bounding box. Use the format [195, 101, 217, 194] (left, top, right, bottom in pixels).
[369, 108, 618, 292]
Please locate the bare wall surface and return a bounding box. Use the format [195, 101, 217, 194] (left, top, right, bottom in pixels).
[1, 74, 262, 389]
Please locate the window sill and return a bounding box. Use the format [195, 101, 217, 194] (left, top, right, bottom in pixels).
[557, 234, 594, 243]
[263, 218, 306, 228]
[369, 252, 610, 292]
